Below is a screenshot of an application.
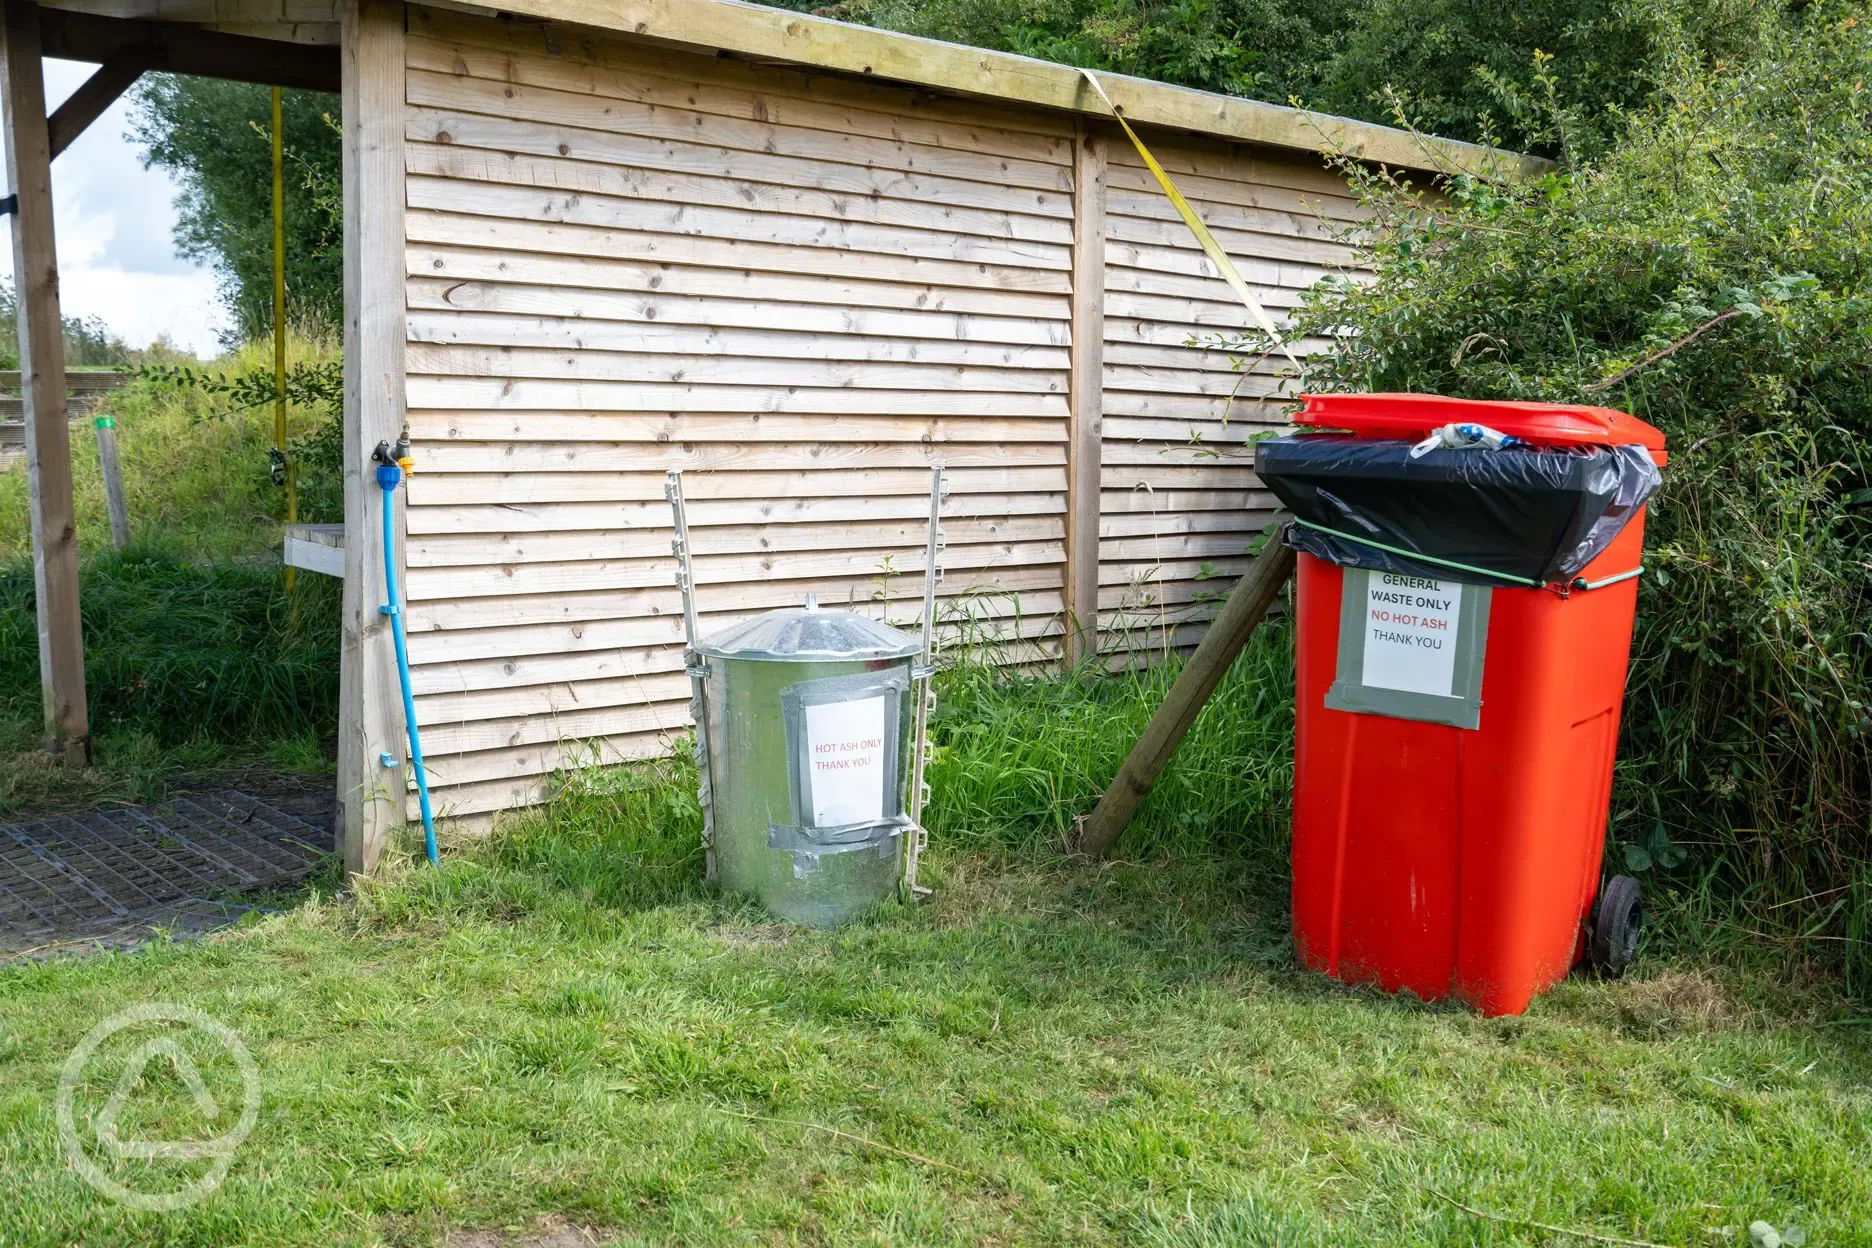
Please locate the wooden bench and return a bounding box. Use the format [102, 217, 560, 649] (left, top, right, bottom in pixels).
[283, 523, 344, 579]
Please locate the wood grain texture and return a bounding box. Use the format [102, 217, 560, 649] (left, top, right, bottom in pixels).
[1063, 120, 1105, 667]
[2, 0, 89, 761]
[340, 0, 407, 875]
[413, 0, 1545, 179]
[403, 8, 1077, 815]
[395, 7, 1382, 822]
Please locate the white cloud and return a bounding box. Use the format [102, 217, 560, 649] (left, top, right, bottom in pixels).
[0, 59, 231, 357]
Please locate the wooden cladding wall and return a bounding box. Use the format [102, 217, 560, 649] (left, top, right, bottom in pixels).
[1097, 136, 1366, 662]
[399, 5, 1078, 818]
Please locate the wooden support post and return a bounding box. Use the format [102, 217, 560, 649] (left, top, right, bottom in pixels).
[1076, 531, 1296, 858]
[1062, 121, 1106, 667]
[1, 0, 88, 763]
[338, 0, 408, 876]
[93, 415, 129, 550]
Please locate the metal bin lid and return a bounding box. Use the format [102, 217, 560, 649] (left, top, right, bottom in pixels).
[695, 594, 920, 662]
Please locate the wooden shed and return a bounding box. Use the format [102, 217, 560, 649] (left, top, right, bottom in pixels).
[3, 0, 1538, 874]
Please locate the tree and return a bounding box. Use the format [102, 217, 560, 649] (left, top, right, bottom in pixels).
[769, 0, 1762, 159]
[128, 76, 343, 342]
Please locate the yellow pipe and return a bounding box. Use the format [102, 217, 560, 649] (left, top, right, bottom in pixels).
[273, 85, 297, 591]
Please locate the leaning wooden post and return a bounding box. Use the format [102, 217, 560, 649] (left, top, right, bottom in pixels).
[93, 414, 130, 549]
[1, 0, 89, 762]
[338, 0, 410, 875]
[1077, 530, 1296, 857]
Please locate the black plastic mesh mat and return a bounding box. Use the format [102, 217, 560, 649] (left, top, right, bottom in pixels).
[0, 791, 331, 951]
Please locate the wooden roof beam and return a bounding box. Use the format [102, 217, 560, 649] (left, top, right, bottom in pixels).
[37, 7, 340, 92]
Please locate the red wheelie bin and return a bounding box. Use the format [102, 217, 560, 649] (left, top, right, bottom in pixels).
[1256, 394, 1668, 1016]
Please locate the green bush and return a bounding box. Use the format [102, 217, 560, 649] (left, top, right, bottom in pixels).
[1260, 4, 1870, 981]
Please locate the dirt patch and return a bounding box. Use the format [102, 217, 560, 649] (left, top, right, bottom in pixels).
[1613, 969, 1746, 1033]
[444, 1216, 618, 1248]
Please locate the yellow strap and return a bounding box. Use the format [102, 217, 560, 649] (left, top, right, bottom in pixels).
[1080, 69, 1301, 370]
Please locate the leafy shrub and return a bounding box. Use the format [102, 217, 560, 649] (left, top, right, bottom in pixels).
[1257, 3, 1871, 981]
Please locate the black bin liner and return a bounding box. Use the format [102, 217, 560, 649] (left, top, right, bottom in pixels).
[1254, 435, 1661, 587]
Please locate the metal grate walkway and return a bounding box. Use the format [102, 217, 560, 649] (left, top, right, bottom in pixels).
[0, 791, 332, 955]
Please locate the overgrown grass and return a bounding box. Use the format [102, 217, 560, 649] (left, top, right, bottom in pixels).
[1, 752, 1867, 1247]
[0, 335, 337, 562]
[0, 547, 339, 815]
[927, 623, 1295, 862]
[0, 548, 338, 748]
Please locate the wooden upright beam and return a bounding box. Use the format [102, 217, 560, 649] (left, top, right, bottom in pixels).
[1062, 122, 1106, 667]
[1077, 533, 1296, 858]
[47, 48, 149, 159]
[338, 0, 407, 874]
[1, 0, 88, 762]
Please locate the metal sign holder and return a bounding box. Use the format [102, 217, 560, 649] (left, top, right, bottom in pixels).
[665, 469, 715, 882]
[903, 464, 945, 898]
[666, 465, 945, 898]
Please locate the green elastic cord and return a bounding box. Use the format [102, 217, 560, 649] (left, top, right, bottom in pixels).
[1291, 517, 1544, 587]
[93, 415, 114, 429]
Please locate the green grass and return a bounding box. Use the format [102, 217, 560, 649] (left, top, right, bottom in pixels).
[1, 685, 1869, 1247]
[0, 547, 338, 816]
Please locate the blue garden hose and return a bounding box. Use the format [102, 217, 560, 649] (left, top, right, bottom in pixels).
[377, 456, 438, 863]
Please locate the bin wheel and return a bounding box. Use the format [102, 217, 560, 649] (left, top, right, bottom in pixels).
[1588, 875, 1643, 978]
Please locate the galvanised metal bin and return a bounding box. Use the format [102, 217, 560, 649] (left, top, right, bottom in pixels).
[693, 598, 920, 925]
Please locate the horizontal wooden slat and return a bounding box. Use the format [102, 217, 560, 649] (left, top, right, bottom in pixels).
[1099, 501, 1279, 536]
[407, 274, 1069, 346]
[405, 13, 1075, 162]
[405, 339, 1068, 389]
[403, 536, 1063, 600]
[405, 129, 1074, 244]
[414, 439, 1062, 476]
[405, 67, 1076, 194]
[419, 728, 674, 792]
[1100, 486, 1278, 514]
[404, 490, 1066, 535]
[409, 513, 1060, 568]
[406, 211, 1075, 295]
[406, 464, 1064, 506]
[407, 586, 1063, 667]
[405, 374, 1071, 417]
[420, 696, 689, 757]
[407, 563, 1065, 633]
[409, 410, 1066, 446]
[407, 173, 1071, 272]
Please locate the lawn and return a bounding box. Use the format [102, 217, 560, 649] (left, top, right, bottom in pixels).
[1, 740, 1867, 1247]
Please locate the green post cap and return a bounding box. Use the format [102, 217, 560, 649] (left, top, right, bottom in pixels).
[93, 415, 114, 429]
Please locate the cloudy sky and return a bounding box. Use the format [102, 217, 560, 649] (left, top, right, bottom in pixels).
[1, 60, 229, 357]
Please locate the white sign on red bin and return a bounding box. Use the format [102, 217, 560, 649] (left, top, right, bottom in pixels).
[1361, 572, 1462, 697]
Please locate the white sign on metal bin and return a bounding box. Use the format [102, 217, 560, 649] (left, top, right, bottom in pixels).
[803, 696, 890, 827]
